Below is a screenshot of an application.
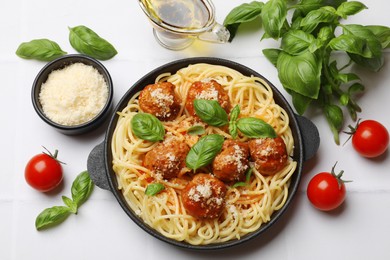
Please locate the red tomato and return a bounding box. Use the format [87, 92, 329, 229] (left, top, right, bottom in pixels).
[307, 163, 347, 211]
[351, 120, 389, 158]
[25, 148, 64, 192]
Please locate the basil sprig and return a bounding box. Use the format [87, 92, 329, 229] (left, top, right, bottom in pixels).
[16, 39, 67, 61]
[131, 113, 165, 142]
[194, 99, 229, 127]
[224, 0, 390, 144]
[186, 134, 224, 171]
[35, 171, 94, 230]
[69, 25, 118, 60]
[145, 183, 165, 196]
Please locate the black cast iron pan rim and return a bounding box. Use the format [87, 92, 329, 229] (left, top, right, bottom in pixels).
[103, 57, 304, 250]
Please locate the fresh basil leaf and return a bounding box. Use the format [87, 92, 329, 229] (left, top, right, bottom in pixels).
[342, 24, 383, 58]
[300, 7, 338, 33]
[317, 26, 334, 43]
[329, 35, 365, 56]
[62, 196, 77, 214]
[35, 206, 72, 230]
[261, 0, 287, 39]
[145, 183, 165, 196]
[324, 104, 344, 144]
[337, 73, 360, 83]
[229, 105, 240, 139]
[277, 51, 322, 99]
[187, 125, 206, 136]
[349, 53, 384, 72]
[348, 82, 365, 95]
[339, 94, 350, 106]
[68, 25, 117, 60]
[294, 0, 346, 16]
[131, 113, 165, 142]
[336, 1, 367, 19]
[237, 117, 276, 138]
[71, 171, 94, 208]
[365, 25, 390, 49]
[287, 89, 313, 115]
[15, 39, 67, 61]
[194, 99, 229, 127]
[262, 48, 281, 67]
[186, 134, 224, 170]
[232, 182, 247, 188]
[281, 30, 315, 55]
[224, 1, 264, 40]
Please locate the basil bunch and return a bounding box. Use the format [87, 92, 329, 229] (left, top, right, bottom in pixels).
[16, 25, 117, 61]
[35, 171, 94, 230]
[224, 0, 390, 144]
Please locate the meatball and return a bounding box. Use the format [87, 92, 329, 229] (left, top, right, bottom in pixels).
[182, 174, 227, 219]
[185, 79, 231, 117]
[248, 137, 288, 175]
[143, 138, 190, 180]
[212, 140, 250, 182]
[139, 82, 181, 121]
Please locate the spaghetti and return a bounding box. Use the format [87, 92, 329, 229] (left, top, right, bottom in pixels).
[111, 63, 297, 245]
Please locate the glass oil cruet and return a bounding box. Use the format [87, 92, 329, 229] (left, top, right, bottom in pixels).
[138, 0, 230, 50]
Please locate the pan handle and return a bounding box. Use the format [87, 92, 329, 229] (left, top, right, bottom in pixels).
[295, 115, 320, 161]
[87, 142, 111, 191]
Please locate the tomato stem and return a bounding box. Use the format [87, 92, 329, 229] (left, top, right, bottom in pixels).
[331, 161, 352, 189]
[342, 118, 362, 146]
[42, 146, 66, 165]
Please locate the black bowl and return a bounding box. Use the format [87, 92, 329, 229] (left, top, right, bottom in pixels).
[87, 57, 320, 250]
[32, 54, 114, 135]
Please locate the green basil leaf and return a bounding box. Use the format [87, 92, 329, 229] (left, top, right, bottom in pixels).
[348, 82, 365, 95]
[262, 48, 281, 67]
[69, 25, 117, 60]
[237, 117, 276, 138]
[261, 0, 287, 39]
[131, 113, 165, 142]
[337, 73, 360, 83]
[229, 105, 240, 139]
[15, 39, 67, 61]
[232, 182, 247, 188]
[71, 171, 94, 208]
[194, 99, 229, 127]
[365, 25, 390, 49]
[145, 183, 165, 196]
[224, 0, 264, 39]
[277, 51, 322, 99]
[329, 35, 364, 55]
[186, 134, 224, 170]
[342, 24, 383, 58]
[232, 167, 253, 188]
[35, 206, 71, 230]
[62, 196, 77, 214]
[294, 0, 346, 16]
[336, 1, 367, 19]
[317, 26, 334, 43]
[187, 125, 206, 136]
[339, 94, 350, 106]
[281, 30, 315, 55]
[348, 53, 384, 72]
[287, 89, 313, 115]
[324, 104, 344, 144]
[300, 7, 338, 33]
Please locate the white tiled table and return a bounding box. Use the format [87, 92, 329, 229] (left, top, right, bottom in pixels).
[1, 1, 389, 259]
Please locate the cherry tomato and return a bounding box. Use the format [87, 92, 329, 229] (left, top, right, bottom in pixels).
[25, 148, 64, 192]
[307, 163, 347, 211]
[351, 120, 389, 158]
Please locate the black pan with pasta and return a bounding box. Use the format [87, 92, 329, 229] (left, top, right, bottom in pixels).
[88, 57, 320, 250]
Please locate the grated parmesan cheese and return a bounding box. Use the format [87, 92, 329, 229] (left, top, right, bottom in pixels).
[39, 62, 108, 126]
[196, 86, 219, 101]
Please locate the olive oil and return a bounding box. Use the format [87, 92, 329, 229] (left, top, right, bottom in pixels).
[141, 0, 210, 30]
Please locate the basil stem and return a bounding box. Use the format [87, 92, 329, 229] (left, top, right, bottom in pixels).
[16, 39, 67, 61]
[35, 171, 94, 231]
[68, 25, 118, 60]
[186, 134, 224, 171]
[145, 183, 165, 196]
[194, 99, 229, 127]
[131, 113, 165, 142]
